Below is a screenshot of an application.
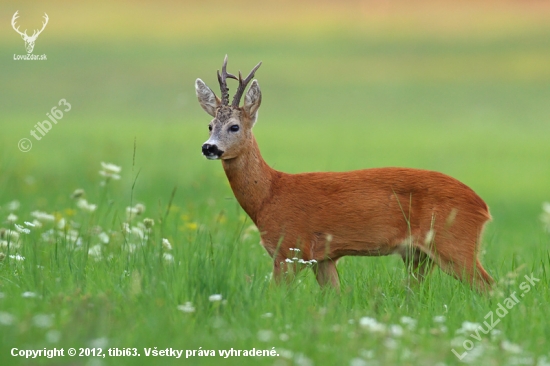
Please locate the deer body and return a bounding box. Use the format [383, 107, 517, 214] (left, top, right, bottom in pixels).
[196, 56, 494, 292]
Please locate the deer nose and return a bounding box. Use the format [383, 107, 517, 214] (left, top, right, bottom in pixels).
[202, 143, 222, 158]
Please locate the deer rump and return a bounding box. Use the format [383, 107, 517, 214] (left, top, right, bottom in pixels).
[256, 167, 490, 265]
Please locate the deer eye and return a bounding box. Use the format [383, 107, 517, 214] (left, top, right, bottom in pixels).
[208, 125, 212, 132]
[229, 125, 240, 132]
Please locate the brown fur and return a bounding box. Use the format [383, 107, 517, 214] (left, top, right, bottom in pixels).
[195, 62, 494, 292]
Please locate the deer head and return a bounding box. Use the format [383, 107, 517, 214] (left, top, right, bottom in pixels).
[195, 55, 262, 160]
[11, 11, 49, 54]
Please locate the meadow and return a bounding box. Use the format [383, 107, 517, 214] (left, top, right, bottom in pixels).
[1, 1, 550, 365]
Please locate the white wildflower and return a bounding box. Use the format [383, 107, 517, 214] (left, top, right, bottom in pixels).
[400, 316, 417, 329]
[390, 324, 404, 337]
[359, 317, 386, 333]
[122, 222, 131, 234]
[9, 254, 25, 261]
[0, 312, 15, 326]
[32, 314, 53, 328]
[89, 337, 109, 349]
[278, 348, 293, 359]
[162, 253, 174, 262]
[143, 218, 154, 229]
[162, 238, 172, 250]
[285, 258, 293, 263]
[7, 213, 18, 223]
[289, 248, 301, 252]
[456, 321, 481, 334]
[261, 312, 273, 318]
[31, 211, 55, 222]
[209, 294, 223, 302]
[177, 302, 195, 313]
[131, 227, 144, 240]
[501, 340, 522, 353]
[98, 232, 109, 244]
[257, 330, 273, 342]
[65, 230, 81, 245]
[126, 207, 139, 220]
[99, 162, 121, 180]
[350, 358, 368, 366]
[6, 200, 20, 211]
[57, 218, 66, 230]
[294, 353, 314, 366]
[3, 230, 20, 242]
[30, 220, 42, 228]
[21, 291, 37, 298]
[76, 198, 97, 213]
[126, 204, 145, 221]
[88, 245, 102, 259]
[434, 315, 446, 323]
[134, 204, 145, 214]
[14, 224, 30, 234]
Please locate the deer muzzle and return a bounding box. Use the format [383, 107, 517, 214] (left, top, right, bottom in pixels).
[202, 143, 224, 160]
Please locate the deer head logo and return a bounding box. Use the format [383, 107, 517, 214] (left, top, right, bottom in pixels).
[11, 11, 49, 54]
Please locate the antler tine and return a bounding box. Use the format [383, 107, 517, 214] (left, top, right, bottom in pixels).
[231, 62, 262, 107]
[217, 55, 237, 106]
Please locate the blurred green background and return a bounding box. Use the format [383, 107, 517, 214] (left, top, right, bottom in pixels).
[1, 1, 550, 365]
[1, 0, 549, 249]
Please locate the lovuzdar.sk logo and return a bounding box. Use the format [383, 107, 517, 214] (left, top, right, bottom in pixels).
[11, 10, 48, 61]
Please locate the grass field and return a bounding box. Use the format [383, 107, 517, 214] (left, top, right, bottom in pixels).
[1, 1, 550, 365]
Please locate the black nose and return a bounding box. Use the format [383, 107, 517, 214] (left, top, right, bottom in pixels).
[202, 143, 220, 156]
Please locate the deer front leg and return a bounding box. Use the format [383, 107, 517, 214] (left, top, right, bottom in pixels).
[272, 255, 309, 285]
[313, 259, 340, 291]
[272, 257, 294, 284]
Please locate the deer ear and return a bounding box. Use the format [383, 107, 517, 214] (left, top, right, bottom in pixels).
[195, 78, 220, 117]
[243, 80, 262, 124]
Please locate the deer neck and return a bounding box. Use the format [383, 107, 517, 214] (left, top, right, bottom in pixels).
[221, 135, 275, 223]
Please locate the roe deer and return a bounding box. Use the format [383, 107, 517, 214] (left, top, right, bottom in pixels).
[195, 56, 494, 292]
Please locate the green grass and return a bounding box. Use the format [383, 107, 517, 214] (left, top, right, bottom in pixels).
[1, 1, 550, 365]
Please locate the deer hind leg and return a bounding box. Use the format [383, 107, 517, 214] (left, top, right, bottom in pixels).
[401, 246, 435, 282]
[313, 259, 340, 291]
[430, 238, 494, 293]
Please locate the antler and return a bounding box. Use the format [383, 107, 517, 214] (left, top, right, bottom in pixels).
[31, 13, 49, 39]
[231, 61, 262, 107]
[11, 11, 27, 37]
[217, 55, 237, 106]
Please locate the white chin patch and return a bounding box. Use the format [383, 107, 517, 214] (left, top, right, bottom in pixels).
[204, 154, 220, 160]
